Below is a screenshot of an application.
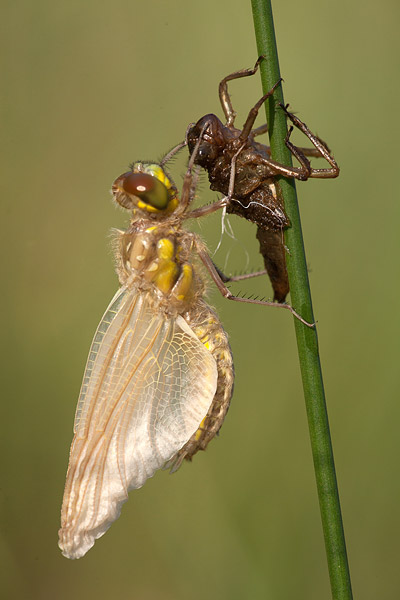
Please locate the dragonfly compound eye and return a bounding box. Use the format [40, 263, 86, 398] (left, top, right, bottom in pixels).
[122, 172, 170, 210]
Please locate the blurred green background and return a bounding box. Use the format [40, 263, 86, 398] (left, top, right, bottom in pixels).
[2, 1, 399, 598]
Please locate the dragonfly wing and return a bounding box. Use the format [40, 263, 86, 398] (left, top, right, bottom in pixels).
[59, 287, 218, 559]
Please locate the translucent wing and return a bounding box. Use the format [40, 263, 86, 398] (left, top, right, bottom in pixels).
[59, 286, 218, 559]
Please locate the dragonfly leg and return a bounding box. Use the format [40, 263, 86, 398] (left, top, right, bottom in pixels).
[239, 78, 282, 142]
[212, 262, 267, 283]
[160, 140, 187, 166]
[195, 239, 314, 328]
[280, 103, 340, 178]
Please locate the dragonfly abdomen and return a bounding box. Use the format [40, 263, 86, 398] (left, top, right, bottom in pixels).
[169, 301, 234, 470]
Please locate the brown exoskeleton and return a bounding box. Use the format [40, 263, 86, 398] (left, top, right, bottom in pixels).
[186, 57, 340, 302]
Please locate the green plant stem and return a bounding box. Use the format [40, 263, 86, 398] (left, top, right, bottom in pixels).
[251, 2, 353, 599]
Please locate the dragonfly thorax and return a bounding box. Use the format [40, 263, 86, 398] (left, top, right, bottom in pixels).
[116, 224, 202, 312]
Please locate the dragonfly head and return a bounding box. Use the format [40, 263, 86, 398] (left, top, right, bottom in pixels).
[112, 162, 179, 218]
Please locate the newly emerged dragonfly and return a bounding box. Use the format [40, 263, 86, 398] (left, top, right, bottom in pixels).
[187, 57, 339, 302]
[58, 143, 312, 560]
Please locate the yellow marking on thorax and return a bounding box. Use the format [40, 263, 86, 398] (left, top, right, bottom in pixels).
[144, 237, 179, 294]
[154, 265, 179, 294]
[172, 263, 193, 301]
[157, 238, 174, 260]
[133, 236, 196, 300]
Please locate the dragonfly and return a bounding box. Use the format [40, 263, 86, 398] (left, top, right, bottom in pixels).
[186, 57, 340, 302]
[58, 135, 314, 560]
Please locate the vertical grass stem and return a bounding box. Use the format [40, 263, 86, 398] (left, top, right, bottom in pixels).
[251, 2, 353, 598]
